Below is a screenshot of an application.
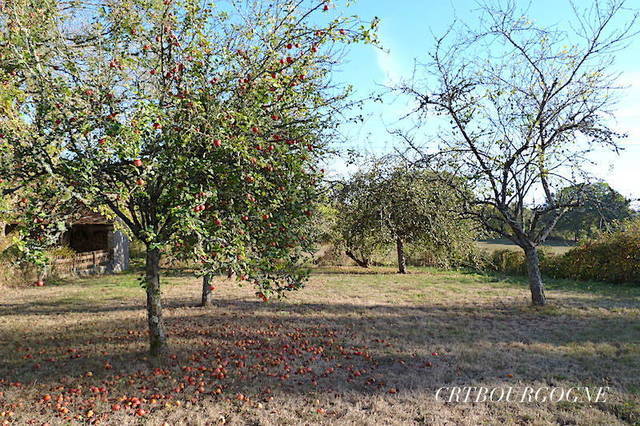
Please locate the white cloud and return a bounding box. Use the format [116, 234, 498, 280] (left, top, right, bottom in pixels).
[374, 32, 402, 86]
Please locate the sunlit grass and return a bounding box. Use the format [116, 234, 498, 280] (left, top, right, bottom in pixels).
[476, 238, 574, 254]
[0, 266, 638, 424]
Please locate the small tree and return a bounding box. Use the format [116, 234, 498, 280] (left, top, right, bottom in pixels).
[1, 0, 377, 355]
[396, 0, 638, 304]
[334, 162, 474, 273]
[332, 171, 387, 268]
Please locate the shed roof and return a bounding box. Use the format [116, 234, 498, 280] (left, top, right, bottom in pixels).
[72, 210, 113, 225]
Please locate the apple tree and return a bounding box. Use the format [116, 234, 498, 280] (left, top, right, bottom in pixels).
[333, 161, 475, 273]
[395, 0, 638, 305]
[0, 0, 378, 355]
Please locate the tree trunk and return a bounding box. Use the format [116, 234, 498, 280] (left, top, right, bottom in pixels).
[396, 237, 407, 274]
[145, 248, 168, 356]
[345, 250, 370, 268]
[201, 273, 214, 307]
[524, 246, 546, 306]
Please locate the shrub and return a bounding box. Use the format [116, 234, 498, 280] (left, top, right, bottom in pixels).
[129, 239, 146, 261]
[313, 244, 351, 267]
[490, 249, 527, 275]
[0, 255, 38, 287]
[544, 218, 640, 283]
[479, 218, 640, 284]
[46, 246, 75, 259]
[481, 248, 554, 277]
[408, 240, 485, 270]
[0, 262, 17, 287]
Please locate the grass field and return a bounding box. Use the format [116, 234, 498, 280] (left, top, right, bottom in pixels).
[1, 267, 639, 425]
[476, 239, 575, 255]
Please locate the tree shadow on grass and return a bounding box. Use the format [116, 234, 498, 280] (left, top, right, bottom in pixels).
[1, 297, 638, 423]
[462, 268, 640, 299]
[2, 272, 638, 423]
[312, 266, 425, 275]
[0, 295, 201, 317]
[2, 295, 639, 386]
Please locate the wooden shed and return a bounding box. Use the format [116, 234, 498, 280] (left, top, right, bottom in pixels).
[54, 211, 130, 276]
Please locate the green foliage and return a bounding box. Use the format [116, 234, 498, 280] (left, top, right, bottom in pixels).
[47, 246, 76, 259]
[482, 248, 560, 277]
[0, 241, 41, 287]
[10, 184, 78, 268]
[481, 218, 640, 284]
[0, 0, 378, 298]
[553, 182, 634, 240]
[487, 249, 528, 275]
[331, 162, 477, 268]
[310, 203, 340, 246]
[545, 218, 640, 284]
[406, 231, 482, 269]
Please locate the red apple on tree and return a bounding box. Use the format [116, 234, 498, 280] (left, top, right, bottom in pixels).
[3, 0, 377, 358]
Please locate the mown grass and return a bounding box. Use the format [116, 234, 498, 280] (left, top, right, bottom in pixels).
[0, 266, 638, 425]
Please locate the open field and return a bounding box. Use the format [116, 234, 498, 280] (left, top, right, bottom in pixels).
[476, 239, 575, 255]
[1, 267, 639, 425]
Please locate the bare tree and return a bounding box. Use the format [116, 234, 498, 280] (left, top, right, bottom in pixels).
[395, 0, 638, 305]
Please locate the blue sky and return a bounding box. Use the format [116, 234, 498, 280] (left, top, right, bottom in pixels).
[326, 0, 640, 200]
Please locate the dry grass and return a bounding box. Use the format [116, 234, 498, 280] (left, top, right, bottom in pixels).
[476, 239, 574, 255]
[0, 262, 36, 288]
[1, 266, 639, 425]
